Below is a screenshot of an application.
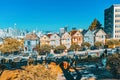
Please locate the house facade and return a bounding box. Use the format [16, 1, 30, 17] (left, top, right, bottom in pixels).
[61, 32, 71, 49]
[49, 33, 60, 48]
[24, 33, 40, 53]
[40, 35, 50, 45]
[71, 31, 83, 46]
[84, 30, 95, 46]
[94, 29, 106, 44]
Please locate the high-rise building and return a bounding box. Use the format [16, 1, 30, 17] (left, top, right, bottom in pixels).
[104, 4, 120, 39]
[60, 28, 65, 36]
[64, 26, 68, 32]
[72, 27, 77, 30]
[59, 26, 68, 36]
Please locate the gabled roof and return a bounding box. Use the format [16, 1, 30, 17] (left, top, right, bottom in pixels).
[25, 33, 39, 40]
[70, 30, 77, 36]
[94, 29, 106, 35]
[84, 29, 94, 36]
[62, 32, 70, 35]
[41, 34, 49, 38]
[61, 32, 71, 39]
[92, 29, 99, 34]
[47, 34, 52, 38]
[81, 29, 88, 35]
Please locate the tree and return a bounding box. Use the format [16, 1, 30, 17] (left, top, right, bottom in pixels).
[89, 18, 102, 31]
[106, 40, 114, 45]
[113, 39, 119, 45]
[36, 44, 52, 55]
[0, 38, 22, 54]
[94, 41, 103, 49]
[69, 44, 80, 51]
[54, 45, 66, 53]
[106, 39, 119, 48]
[106, 54, 120, 78]
[81, 42, 91, 49]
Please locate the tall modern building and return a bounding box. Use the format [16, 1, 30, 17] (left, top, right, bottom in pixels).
[104, 4, 120, 39]
[59, 27, 68, 36]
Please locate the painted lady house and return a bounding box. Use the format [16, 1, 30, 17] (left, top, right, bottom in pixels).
[61, 32, 71, 49]
[49, 33, 60, 48]
[83, 30, 95, 46]
[24, 33, 40, 53]
[94, 29, 106, 44]
[70, 30, 83, 46]
[40, 34, 50, 45]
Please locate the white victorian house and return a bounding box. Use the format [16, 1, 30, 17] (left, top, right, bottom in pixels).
[49, 33, 60, 48]
[94, 29, 106, 44]
[61, 32, 71, 49]
[84, 30, 95, 46]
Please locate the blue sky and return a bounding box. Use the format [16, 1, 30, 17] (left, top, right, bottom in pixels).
[0, 0, 120, 32]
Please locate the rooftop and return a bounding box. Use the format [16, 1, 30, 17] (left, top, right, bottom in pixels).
[113, 4, 120, 7]
[25, 33, 39, 40]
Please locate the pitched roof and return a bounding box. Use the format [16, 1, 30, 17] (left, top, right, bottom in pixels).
[84, 29, 95, 36]
[81, 29, 88, 35]
[70, 30, 77, 36]
[94, 29, 106, 35]
[47, 34, 52, 38]
[92, 29, 99, 34]
[61, 32, 71, 38]
[25, 33, 39, 40]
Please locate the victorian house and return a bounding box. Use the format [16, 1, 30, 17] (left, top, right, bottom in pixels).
[24, 33, 40, 53]
[49, 33, 60, 48]
[61, 32, 71, 49]
[94, 29, 106, 44]
[84, 30, 95, 46]
[40, 35, 50, 45]
[70, 30, 83, 46]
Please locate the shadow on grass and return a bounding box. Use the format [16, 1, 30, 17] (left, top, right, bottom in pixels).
[59, 62, 82, 80]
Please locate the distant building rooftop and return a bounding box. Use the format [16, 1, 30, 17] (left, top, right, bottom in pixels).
[113, 4, 120, 7]
[25, 33, 39, 40]
[70, 30, 77, 36]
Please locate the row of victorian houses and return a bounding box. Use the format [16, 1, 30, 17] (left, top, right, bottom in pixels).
[24, 29, 106, 53]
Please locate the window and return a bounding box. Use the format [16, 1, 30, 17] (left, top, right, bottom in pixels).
[115, 30, 120, 33]
[28, 48, 31, 51]
[101, 35, 104, 38]
[115, 14, 120, 17]
[27, 41, 31, 45]
[115, 20, 120, 22]
[115, 35, 120, 38]
[115, 25, 120, 28]
[115, 9, 120, 12]
[25, 47, 27, 51]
